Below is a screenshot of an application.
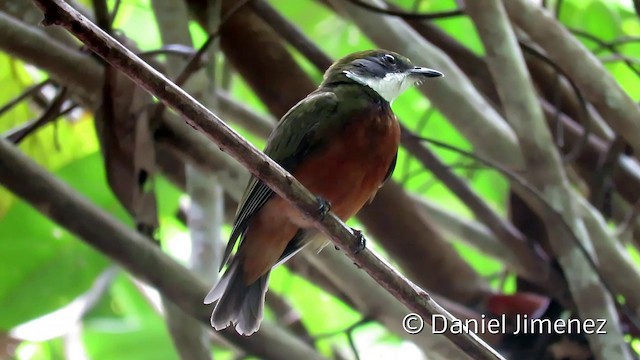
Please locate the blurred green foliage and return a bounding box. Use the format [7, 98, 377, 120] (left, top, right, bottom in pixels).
[1, 0, 639, 359]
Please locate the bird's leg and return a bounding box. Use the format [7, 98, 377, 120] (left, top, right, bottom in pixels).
[350, 228, 366, 254]
[316, 195, 332, 218]
[332, 229, 366, 253]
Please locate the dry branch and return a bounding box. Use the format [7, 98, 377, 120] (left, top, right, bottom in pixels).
[28, 0, 504, 358]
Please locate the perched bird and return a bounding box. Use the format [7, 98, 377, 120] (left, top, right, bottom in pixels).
[205, 50, 443, 335]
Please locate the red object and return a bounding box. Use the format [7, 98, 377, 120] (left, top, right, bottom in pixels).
[487, 293, 551, 320]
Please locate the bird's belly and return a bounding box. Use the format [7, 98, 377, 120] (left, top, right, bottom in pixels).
[291, 114, 400, 223]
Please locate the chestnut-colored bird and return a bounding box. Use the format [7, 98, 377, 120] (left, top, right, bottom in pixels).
[205, 50, 443, 335]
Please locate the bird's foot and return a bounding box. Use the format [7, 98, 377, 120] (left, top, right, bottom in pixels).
[316, 195, 332, 218]
[351, 228, 366, 254]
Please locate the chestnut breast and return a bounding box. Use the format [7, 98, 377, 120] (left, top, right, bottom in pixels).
[292, 105, 400, 220]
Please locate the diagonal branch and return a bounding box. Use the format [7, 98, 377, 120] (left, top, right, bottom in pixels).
[28, 1, 504, 358]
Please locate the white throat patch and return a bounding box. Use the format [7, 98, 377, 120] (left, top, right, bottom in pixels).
[344, 71, 414, 103]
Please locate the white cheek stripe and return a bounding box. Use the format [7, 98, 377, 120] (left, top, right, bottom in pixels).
[344, 71, 414, 103]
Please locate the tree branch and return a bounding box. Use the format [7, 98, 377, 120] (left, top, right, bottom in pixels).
[359, 181, 493, 305]
[0, 11, 102, 106]
[0, 6, 481, 354]
[401, 126, 562, 297]
[503, 0, 640, 156]
[150, 0, 213, 358]
[412, 197, 519, 267]
[466, 2, 630, 358]
[344, 0, 463, 20]
[28, 1, 503, 358]
[252, 0, 333, 71]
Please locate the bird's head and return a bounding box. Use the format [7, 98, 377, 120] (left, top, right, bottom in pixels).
[321, 50, 443, 103]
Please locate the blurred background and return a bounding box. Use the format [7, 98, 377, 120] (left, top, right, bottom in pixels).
[1, 0, 640, 359]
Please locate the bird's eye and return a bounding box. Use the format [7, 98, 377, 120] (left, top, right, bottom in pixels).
[383, 54, 396, 65]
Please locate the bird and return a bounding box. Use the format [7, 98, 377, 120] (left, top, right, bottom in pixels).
[204, 49, 443, 335]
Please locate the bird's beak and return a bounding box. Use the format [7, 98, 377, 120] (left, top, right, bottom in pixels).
[408, 67, 444, 78]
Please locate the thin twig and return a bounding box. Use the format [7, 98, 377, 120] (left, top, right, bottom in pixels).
[616, 198, 640, 240]
[0, 79, 52, 119]
[504, 0, 640, 160]
[400, 107, 434, 185]
[344, 0, 464, 20]
[4, 103, 76, 144]
[569, 28, 640, 78]
[519, 41, 591, 163]
[313, 318, 371, 340]
[110, 0, 122, 25]
[152, 1, 213, 359]
[138, 45, 197, 60]
[173, 0, 253, 88]
[31, 1, 504, 358]
[599, 54, 640, 66]
[265, 292, 313, 343]
[598, 36, 640, 49]
[6, 87, 69, 143]
[554, 0, 565, 19]
[150, 0, 253, 125]
[591, 136, 626, 214]
[252, 0, 332, 71]
[345, 331, 361, 360]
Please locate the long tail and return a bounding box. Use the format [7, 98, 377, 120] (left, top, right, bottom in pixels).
[204, 260, 269, 336]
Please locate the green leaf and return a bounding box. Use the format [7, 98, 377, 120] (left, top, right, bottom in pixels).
[583, 0, 621, 42]
[0, 211, 110, 330]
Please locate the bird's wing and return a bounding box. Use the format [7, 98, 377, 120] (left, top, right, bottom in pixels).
[220, 91, 340, 269]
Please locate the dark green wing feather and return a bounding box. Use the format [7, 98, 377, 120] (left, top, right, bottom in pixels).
[220, 91, 340, 269]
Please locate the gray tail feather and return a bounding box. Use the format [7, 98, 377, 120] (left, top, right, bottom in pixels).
[204, 261, 270, 336]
